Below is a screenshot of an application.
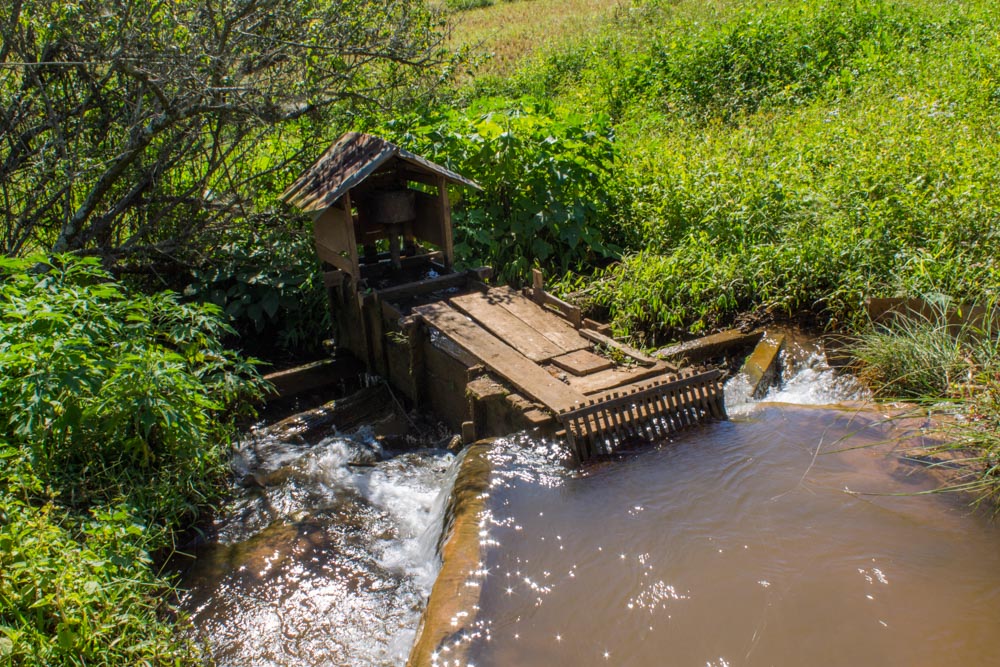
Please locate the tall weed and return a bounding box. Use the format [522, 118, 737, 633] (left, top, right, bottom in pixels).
[0, 255, 265, 527]
[383, 98, 618, 283]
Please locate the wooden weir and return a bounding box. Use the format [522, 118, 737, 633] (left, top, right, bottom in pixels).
[557, 369, 726, 460]
[284, 132, 728, 461]
[411, 286, 727, 460]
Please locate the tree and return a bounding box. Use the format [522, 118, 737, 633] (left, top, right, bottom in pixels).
[0, 0, 449, 264]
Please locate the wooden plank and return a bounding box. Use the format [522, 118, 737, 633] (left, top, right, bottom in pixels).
[566, 361, 672, 395]
[742, 333, 786, 399]
[550, 349, 614, 376]
[486, 286, 589, 354]
[449, 291, 564, 362]
[539, 291, 582, 328]
[413, 302, 586, 414]
[654, 329, 763, 363]
[377, 271, 469, 303]
[579, 328, 660, 367]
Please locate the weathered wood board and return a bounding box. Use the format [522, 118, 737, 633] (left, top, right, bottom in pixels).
[550, 349, 614, 376]
[565, 361, 675, 395]
[413, 302, 587, 413]
[486, 286, 589, 354]
[449, 291, 564, 362]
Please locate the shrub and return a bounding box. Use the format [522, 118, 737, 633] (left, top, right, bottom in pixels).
[0, 255, 266, 664]
[382, 98, 619, 283]
[0, 255, 265, 528]
[184, 226, 331, 361]
[0, 447, 205, 665]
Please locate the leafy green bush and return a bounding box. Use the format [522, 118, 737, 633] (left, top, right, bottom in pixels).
[0, 255, 265, 527]
[0, 255, 266, 664]
[383, 98, 618, 282]
[184, 227, 331, 360]
[0, 447, 205, 665]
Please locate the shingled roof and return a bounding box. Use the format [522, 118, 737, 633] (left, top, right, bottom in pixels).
[282, 132, 481, 213]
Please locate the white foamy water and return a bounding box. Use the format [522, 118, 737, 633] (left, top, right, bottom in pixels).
[182, 424, 461, 667]
[726, 350, 868, 416]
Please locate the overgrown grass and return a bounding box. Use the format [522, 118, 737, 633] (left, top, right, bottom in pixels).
[440, 0, 1000, 340]
[0, 256, 265, 664]
[850, 302, 1000, 507]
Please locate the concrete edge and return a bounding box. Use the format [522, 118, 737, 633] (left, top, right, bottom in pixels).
[407, 441, 494, 667]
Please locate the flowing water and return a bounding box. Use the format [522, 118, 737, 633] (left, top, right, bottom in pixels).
[179, 424, 459, 667]
[182, 340, 1000, 667]
[455, 352, 1000, 667]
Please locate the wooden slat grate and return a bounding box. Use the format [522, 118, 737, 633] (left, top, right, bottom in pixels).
[557, 369, 726, 460]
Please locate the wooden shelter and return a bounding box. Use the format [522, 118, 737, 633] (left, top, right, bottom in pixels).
[285, 134, 726, 460]
[283, 132, 479, 281]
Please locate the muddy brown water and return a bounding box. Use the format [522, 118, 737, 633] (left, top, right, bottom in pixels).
[458, 405, 1000, 667]
[181, 351, 1000, 667]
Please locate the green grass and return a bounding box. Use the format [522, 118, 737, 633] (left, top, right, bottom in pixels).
[850, 301, 1000, 507]
[439, 0, 1000, 341]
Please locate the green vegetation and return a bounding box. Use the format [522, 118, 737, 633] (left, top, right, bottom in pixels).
[851, 302, 1000, 506]
[0, 256, 265, 664]
[0, 0, 450, 358]
[433, 0, 1000, 498]
[384, 98, 618, 282]
[441, 0, 1000, 342]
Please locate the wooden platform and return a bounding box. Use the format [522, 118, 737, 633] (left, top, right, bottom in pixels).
[412, 283, 726, 460]
[417, 289, 691, 404]
[412, 301, 587, 413]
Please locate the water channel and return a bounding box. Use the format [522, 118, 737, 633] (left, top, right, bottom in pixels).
[181, 343, 1000, 666]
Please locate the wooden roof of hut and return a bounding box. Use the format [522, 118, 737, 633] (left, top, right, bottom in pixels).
[282, 132, 480, 214]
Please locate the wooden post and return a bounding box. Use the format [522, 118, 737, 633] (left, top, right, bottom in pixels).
[342, 191, 360, 282]
[437, 175, 454, 270]
[532, 268, 544, 303]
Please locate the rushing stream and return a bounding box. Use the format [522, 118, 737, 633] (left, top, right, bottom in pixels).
[179, 424, 460, 666]
[182, 340, 1000, 666]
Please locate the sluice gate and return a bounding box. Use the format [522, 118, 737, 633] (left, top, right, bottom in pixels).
[284, 132, 726, 459]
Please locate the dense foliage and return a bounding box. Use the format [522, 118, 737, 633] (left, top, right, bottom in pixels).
[384, 98, 618, 282]
[0, 0, 451, 358]
[183, 227, 331, 359]
[1, 0, 448, 262]
[0, 256, 265, 664]
[451, 0, 1000, 341]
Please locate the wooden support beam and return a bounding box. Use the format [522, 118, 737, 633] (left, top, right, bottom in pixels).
[438, 175, 454, 269]
[376, 270, 470, 303]
[579, 328, 660, 367]
[654, 329, 763, 364]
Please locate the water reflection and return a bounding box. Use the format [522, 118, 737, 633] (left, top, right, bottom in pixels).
[180, 426, 458, 667]
[461, 368, 1000, 667]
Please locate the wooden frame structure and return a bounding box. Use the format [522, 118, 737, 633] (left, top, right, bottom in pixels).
[285, 134, 726, 460]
